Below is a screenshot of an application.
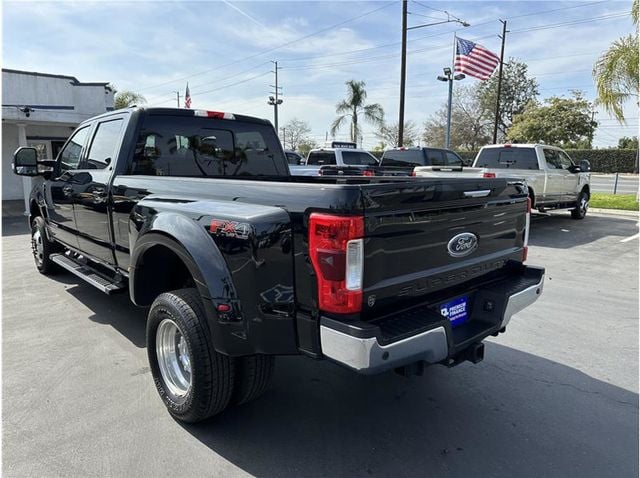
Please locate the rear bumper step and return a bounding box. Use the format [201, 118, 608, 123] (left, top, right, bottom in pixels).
[320, 265, 544, 374]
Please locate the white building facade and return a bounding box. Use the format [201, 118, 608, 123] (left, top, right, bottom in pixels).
[2, 68, 114, 205]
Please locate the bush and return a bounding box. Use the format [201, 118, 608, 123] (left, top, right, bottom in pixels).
[565, 149, 638, 173]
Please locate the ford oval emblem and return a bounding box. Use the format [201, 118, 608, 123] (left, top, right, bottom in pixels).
[447, 232, 478, 258]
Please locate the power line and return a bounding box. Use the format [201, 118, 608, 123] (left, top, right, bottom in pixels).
[511, 12, 630, 34]
[136, 2, 395, 92]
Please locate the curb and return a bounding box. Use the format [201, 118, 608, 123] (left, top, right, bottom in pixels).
[589, 207, 639, 217]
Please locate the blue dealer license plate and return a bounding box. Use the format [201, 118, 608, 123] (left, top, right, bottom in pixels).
[440, 296, 469, 328]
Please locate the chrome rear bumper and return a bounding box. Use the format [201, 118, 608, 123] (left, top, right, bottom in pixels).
[320, 266, 545, 374]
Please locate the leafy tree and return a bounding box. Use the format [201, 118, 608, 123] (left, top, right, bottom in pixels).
[375, 121, 418, 148]
[282, 118, 312, 150]
[618, 136, 639, 149]
[477, 59, 539, 140]
[507, 91, 598, 148]
[114, 90, 146, 109]
[422, 85, 493, 150]
[330, 80, 384, 142]
[593, 0, 639, 123]
[297, 140, 318, 158]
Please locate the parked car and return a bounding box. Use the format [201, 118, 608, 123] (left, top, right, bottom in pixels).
[13, 107, 544, 423]
[284, 149, 304, 165]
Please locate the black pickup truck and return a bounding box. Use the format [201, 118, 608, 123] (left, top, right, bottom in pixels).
[14, 107, 544, 423]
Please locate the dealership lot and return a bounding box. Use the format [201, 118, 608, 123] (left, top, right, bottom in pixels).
[2, 211, 638, 478]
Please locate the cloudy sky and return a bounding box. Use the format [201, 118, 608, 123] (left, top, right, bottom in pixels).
[3, 0, 638, 148]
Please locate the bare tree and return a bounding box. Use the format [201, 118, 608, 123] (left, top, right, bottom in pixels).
[375, 121, 418, 148]
[282, 118, 312, 150]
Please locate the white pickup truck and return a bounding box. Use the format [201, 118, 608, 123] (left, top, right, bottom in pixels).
[414, 144, 591, 219]
[288, 141, 379, 176]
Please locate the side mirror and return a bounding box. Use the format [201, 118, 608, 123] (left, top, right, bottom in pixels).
[579, 160, 591, 172]
[13, 147, 39, 176]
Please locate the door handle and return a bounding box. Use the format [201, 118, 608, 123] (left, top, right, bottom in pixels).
[464, 190, 491, 198]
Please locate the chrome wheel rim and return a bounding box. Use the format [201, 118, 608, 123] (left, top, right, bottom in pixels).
[580, 196, 589, 215]
[156, 319, 192, 397]
[31, 228, 44, 266]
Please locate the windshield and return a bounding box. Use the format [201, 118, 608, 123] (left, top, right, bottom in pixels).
[475, 147, 539, 170]
[307, 151, 336, 165]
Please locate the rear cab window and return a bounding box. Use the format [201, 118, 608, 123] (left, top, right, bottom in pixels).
[307, 151, 336, 165]
[381, 150, 426, 167]
[341, 151, 379, 166]
[128, 114, 288, 177]
[475, 147, 539, 170]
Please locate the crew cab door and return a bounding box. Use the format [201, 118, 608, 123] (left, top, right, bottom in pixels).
[45, 124, 92, 249]
[558, 150, 580, 201]
[72, 116, 126, 264]
[542, 148, 568, 202]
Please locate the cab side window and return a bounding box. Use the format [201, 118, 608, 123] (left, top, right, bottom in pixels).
[426, 149, 445, 166]
[84, 119, 124, 169]
[557, 151, 574, 170]
[445, 151, 463, 166]
[58, 126, 91, 173]
[543, 149, 562, 169]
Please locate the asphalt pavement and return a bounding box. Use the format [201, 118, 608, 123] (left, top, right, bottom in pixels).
[2, 211, 638, 478]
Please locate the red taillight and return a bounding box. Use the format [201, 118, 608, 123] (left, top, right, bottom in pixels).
[410, 170, 416, 177]
[362, 169, 375, 177]
[523, 197, 531, 262]
[308, 213, 364, 314]
[483, 172, 496, 178]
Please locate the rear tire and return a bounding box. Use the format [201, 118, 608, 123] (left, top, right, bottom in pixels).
[571, 191, 589, 220]
[31, 216, 60, 274]
[231, 355, 275, 406]
[147, 288, 235, 423]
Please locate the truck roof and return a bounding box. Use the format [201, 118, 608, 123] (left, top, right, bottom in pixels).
[80, 106, 272, 127]
[479, 143, 563, 150]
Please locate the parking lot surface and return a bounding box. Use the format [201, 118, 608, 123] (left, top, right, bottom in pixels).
[3, 211, 638, 478]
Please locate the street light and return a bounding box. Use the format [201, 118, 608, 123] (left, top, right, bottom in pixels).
[437, 68, 465, 149]
[398, 0, 470, 146]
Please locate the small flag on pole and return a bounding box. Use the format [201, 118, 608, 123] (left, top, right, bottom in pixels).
[184, 83, 191, 109]
[454, 37, 500, 81]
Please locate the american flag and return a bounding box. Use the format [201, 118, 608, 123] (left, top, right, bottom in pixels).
[454, 37, 500, 81]
[184, 82, 191, 109]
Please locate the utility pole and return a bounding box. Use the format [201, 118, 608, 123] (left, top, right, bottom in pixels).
[399, 6, 469, 148]
[268, 60, 283, 132]
[173, 91, 181, 108]
[492, 20, 508, 144]
[398, 0, 408, 147]
[281, 127, 286, 148]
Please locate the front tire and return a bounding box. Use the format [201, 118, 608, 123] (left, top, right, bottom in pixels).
[147, 288, 235, 423]
[571, 191, 589, 219]
[31, 216, 60, 274]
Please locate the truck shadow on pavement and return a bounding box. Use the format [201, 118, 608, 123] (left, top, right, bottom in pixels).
[64, 285, 147, 348]
[180, 346, 638, 478]
[529, 212, 637, 248]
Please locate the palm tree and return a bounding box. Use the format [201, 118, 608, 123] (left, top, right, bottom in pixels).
[592, 0, 639, 123]
[330, 80, 384, 142]
[114, 90, 147, 109]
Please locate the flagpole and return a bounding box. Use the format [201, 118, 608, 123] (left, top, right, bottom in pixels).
[445, 34, 457, 149]
[492, 20, 508, 143]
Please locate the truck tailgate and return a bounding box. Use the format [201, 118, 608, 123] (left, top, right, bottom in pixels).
[361, 177, 527, 314]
